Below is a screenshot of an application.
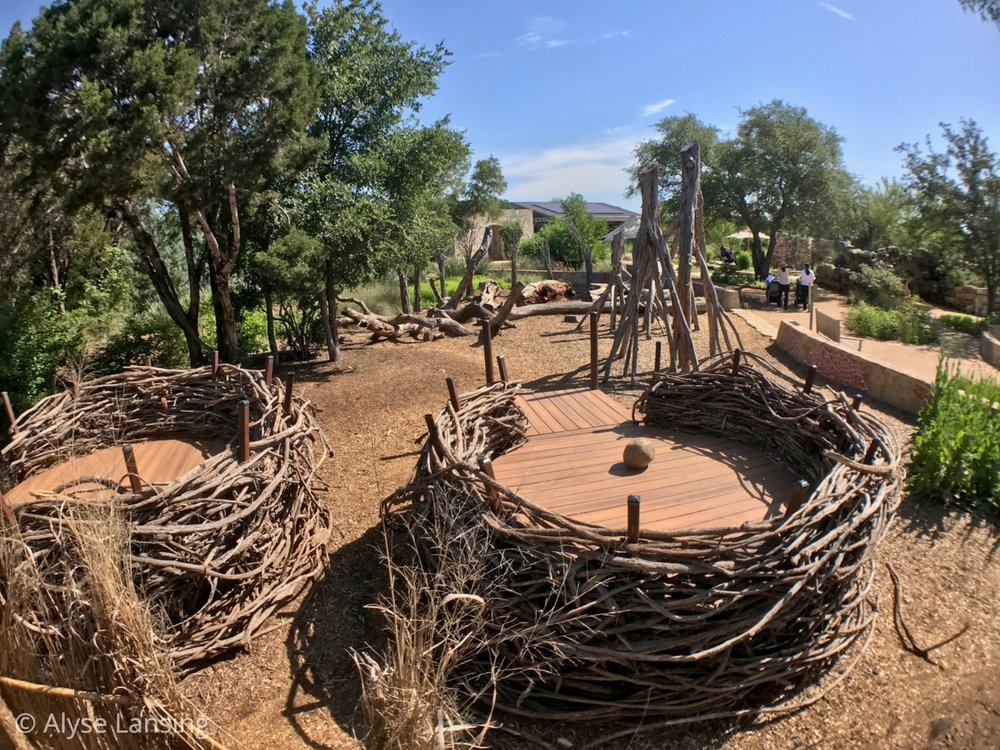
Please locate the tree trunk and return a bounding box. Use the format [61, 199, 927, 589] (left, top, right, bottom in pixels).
[543, 237, 554, 280]
[437, 255, 447, 300]
[413, 261, 421, 312]
[263, 287, 279, 361]
[320, 260, 340, 363]
[510, 246, 518, 286]
[751, 232, 764, 281]
[209, 264, 239, 363]
[117, 199, 204, 365]
[583, 250, 594, 300]
[397, 268, 411, 313]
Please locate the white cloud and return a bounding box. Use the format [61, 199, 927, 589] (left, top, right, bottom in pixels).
[641, 98, 675, 117]
[516, 16, 568, 49]
[516, 17, 629, 50]
[817, 3, 855, 21]
[498, 134, 642, 209]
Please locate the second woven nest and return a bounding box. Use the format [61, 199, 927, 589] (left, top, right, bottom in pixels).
[384, 352, 902, 725]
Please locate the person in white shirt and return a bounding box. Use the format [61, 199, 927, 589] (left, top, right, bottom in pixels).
[776, 266, 790, 309]
[797, 263, 815, 309]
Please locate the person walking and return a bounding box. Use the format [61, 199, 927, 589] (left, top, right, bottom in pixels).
[796, 263, 816, 310]
[776, 266, 790, 309]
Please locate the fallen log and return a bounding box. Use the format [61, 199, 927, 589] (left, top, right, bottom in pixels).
[341, 299, 476, 341]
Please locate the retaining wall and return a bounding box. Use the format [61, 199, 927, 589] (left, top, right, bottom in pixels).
[774, 320, 931, 413]
[982, 326, 1000, 369]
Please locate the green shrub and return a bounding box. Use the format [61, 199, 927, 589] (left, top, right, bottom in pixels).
[938, 314, 988, 336]
[711, 265, 762, 288]
[844, 300, 939, 344]
[735, 250, 751, 271]
[238, 309, 270, 355]
[846, 265, 907, 309]
[94, 305, 190, 373]
[908, 363, 1000, 513]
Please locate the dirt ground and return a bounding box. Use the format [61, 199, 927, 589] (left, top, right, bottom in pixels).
[184, 314, 1000, 750]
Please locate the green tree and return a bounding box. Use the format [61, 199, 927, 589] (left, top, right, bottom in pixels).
[452, 157, 507, 266]
[959, 0, 1000, 28]
[499, 220, 524, 284]
[561, 193, 610, 291]
[849, 178, 915, 251]
[633, 102, 853, 279]
[899, 119, 1000, 314]
[1, 0, 317, 364]
[303, 0, 449, 360]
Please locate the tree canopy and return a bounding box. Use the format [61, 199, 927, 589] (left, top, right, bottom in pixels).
[634, 101, 853, 278]
[899, 119, 1000, 313]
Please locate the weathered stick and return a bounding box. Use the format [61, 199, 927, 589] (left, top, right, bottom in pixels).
[497, 355, 510, 384]
[265, 355, 274, 387]
[589, 312, 599, 390]
[2, 391, 17, 436]
[446, 376, 460, 411]
[283, 372, 295, 416]
[238, 400, 250, 463]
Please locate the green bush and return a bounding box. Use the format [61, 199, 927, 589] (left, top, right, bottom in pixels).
[938, 314, 989, 336]
[711, 265, 763, 288]
[238, 309, 270, 355]
[93, 306, 190, 373]
[908, 363, 1000, 513]
[844, 300, 939, 344]
[735, 250, 752, 271]
[846, 265, 907, 309]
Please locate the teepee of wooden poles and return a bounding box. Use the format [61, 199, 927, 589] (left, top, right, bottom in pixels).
[597, 141, 742, 384]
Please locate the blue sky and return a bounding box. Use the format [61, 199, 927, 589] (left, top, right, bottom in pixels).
[3, 1, 998, 211]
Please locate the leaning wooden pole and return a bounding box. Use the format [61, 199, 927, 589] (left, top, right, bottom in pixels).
[675, 142, 699, 372]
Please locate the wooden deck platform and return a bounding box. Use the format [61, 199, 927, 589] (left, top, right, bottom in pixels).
[492, 389, 799, 532]
[5, 438, 223, 505]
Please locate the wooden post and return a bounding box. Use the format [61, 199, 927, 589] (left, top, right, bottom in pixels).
[627, 494, 640, 543]
[212, 350, 220, 380]
[481, 320, 495, 385]
[497, 355, 510, 384]
[863, 440, 878, 464]
[478, 456, 501, 513]
[786, 479, 809, 516]
[238, 400, 250, 463]
[803, 364, 817, 394]
[589, 311, 599, 390]
[731, 347, 743, 376]
[265, 355, 274, 387]
[446, 376, 460, 412]
[808, 285, 816, 331]
[121, 443, 143, 493]
[851, 393, 864, 411]
[283, 372, 295, 416]
[423, 413, 447, 457]
[654, 340, 662, 373]
[2, 392, 17, 436]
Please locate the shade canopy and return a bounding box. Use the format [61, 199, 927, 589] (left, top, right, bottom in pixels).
[726, 229, 758, 241]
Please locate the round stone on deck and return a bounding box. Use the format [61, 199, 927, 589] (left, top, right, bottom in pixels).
[623, 438, 655, 469]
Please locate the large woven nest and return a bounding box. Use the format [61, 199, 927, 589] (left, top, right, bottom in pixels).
[0, 364, 331, 669]
[383, 352, 902, 728]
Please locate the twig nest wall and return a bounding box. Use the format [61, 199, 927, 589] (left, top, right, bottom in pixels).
[384, 352, 902, 730]
[623, 438, 655, 469]
[0, 364, 332, 670]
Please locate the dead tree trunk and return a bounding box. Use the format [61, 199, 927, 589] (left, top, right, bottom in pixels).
[264, 287, 279, 361]
[446, 227, 492, 309]
[397, 268, 411, 314]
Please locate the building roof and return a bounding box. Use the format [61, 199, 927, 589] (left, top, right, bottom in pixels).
[603, 216, 641, 242]
[513, 201, 639, 222]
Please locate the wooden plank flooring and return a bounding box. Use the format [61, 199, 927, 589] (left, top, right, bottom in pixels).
[493, 389, 797, 532]
[6, 438, 224, 505]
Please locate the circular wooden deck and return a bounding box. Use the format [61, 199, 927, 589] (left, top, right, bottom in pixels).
[491, 389, 800, 532]
[5, 438, 223, 505]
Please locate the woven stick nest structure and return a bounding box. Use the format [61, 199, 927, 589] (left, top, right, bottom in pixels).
[0, 364, 331, 670]
[383, 352, 902, 728]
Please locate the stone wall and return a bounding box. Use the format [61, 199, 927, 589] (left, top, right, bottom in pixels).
[981, 325, 1000, 369]
[774, 320, 931, 413]
[454, 208, 534, 260]
[944, 284, 989, 316]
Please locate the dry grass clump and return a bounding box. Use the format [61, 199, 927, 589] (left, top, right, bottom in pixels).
[0, 506, 227, 749]
[353, 490, 505, 750]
